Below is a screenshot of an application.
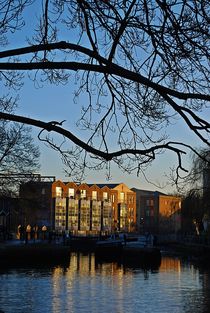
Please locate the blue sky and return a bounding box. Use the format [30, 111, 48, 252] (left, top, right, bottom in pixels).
[14, 76, 202, 194]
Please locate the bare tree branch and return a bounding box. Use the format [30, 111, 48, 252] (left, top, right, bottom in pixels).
[0, 0, 209, 184]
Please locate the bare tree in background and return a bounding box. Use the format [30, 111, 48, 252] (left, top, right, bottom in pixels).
[0, 96, 40, 196]
[187, 147, 210, 212]
[189, 148, 210, 187]
[0, 0, 209, 183]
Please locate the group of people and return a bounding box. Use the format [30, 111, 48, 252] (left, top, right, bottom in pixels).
[17, 224, 48, 243]
[17, 225, 69, 244]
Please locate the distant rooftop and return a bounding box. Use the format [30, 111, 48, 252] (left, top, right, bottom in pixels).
[87, 183, 120, 189]
[131, 188, 166, 196]
[62, 182, 121, 189]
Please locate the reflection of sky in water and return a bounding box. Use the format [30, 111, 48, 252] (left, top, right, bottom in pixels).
[0, 255, 209, 313]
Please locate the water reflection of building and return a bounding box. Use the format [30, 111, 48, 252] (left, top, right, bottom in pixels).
[52, 253, 128, 313]
[20, 181, 136, 234]
[159, 257, 181, 273]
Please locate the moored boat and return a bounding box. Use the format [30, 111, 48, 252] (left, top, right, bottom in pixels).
[95, 237, 124, 260]
[67, 235, 99, 251]
[95, 234, 161, 266]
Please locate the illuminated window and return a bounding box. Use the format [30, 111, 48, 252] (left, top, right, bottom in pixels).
[68, 199, 79, 230]
[81, 189, 86, 199]
[80, 200, 91, 230]
[56, 186, 62, 197]
[120, 192, 125, 202]
[112, 194, 115, 202]
[103, 192, 108, 200]
[92, 190, 97, 200]
[91, 201, 101, 230]
[69, 188, 75, 198]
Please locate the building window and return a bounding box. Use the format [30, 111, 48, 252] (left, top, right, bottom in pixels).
[112, 194, 115, 202]
[80, 200, 90, 230]
[120, 192, 125, 202]
[68, 199, 79, 231]
[92, 190, 97, 200]
[92, 201, 101, 230]
[103, 192, 108, 200]
[146, 199, 154, 206]
[81, 189, 86, 199]
[41, 188, 45, 195]
[55, 186, 62, 197]
[129, 196, 134, 204]
[69, 188, 75, 198]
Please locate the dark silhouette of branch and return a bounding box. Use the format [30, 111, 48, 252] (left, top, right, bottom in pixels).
[0, 111, 204, 166]
[0, 43, 209, 102]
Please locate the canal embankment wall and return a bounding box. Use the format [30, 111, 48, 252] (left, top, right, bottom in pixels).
[157, 234, 210, 265]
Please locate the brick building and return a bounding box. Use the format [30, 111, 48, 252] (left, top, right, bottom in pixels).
[132, 188, 181, 235]
[20, 181, 136, 235]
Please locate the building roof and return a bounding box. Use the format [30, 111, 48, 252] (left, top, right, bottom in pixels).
[86, 183, 121, 189]
[131, 188, 166, 196]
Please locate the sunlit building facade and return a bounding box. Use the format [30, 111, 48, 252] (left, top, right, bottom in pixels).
[19, 179, 183, 236]
[52, 181, 136, 234]
[132, 188, 181, 235]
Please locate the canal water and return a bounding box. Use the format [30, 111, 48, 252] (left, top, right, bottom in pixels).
[0, 252, 210, 313]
